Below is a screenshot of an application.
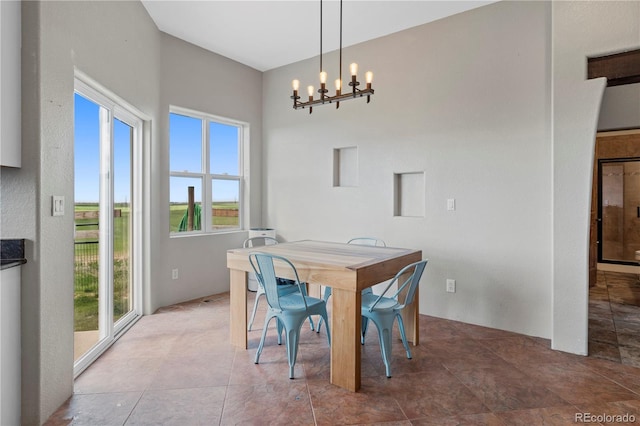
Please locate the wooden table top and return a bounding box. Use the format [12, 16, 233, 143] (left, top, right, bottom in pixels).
[227, 240, 422, 291]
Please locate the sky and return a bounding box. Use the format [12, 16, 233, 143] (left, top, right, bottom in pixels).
[169, 112, 240, 203]
[74, 93, 102, 203]
[74, 93, 240, 204]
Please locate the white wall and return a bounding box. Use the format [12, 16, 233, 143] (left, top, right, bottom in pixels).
[5, 2, 162, 423]
[0, 1, 262, 423]
[4, 0, 640, 423]
[156, 33, 262, 309]
[552, 1, 639, 355]
[598, 83, 640, 131]
[263, 1, 553, 338]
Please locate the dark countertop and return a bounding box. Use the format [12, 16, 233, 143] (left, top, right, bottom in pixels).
[1, 239, 26, 270]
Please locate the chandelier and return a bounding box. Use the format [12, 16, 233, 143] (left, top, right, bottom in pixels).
[291, 0, 374, 113]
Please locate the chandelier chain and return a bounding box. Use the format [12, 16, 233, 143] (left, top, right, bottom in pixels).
[320, 0, 323, 75]
[339, 0, 343, 86]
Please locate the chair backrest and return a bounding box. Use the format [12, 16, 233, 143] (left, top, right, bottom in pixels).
[367, 260, 428, 312]
[249, 253, 307, 312]
[244, 236, 278, 248]
[347, 237, 386, 247]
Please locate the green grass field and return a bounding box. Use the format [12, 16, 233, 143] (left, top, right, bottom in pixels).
[75, 201, 239, 331]
[170, 201, 239, 232]
[74, 203, 130, 331]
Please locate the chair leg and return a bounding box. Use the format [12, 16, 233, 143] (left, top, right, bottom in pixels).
[281, 317, 307, 379]
[307, 315, 315, 331]
[248, 291, 264, 331]
[366, 314, 395, 378]
[323, 286, 332, 303]
[285, 327, 301, 379]
[320, 307, 331, 346]
[298, 285, 316, 331]
[361, 317, 369, 345]
[276, 318, 284, 345]
[316, 287, 332, 334]
[376, 324, 393, 378]
[255, 315, 274, 364]
[396, 314, 412, 359]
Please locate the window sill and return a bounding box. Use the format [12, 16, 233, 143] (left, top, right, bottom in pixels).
[169, 229, 247, 239]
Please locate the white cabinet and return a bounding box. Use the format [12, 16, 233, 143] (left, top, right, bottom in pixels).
[0, 265, 21, 425]
[0, 1, 22, 168]
[248, 228, 276, 239]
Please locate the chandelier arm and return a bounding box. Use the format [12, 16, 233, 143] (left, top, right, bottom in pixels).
[293, 88, 375, 109]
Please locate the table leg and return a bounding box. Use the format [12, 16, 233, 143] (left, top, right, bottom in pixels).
[307, 282, 322, 299]
[230, 268, 248, 349]
[401, 284, 419, 345]
[330, 287, 361, 391]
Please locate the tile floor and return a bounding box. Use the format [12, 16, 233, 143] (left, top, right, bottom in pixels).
[46, 291, 640, 425]
[589, 270, 640, 367]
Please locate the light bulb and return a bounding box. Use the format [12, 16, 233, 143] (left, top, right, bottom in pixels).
[350, 63, 358, 76]
[319, 71, 327, 84]
[292, 79, 300, 91]
[335, 79, 341, 90]
[307, 85, 314, 97]
[365, 71, 373, 84]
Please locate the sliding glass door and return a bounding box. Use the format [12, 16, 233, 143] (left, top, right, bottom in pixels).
[73, 79, 143, 376]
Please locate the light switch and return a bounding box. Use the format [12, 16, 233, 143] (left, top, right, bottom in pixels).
[447, 198, 456, 211]
[52, 195, 65, 216]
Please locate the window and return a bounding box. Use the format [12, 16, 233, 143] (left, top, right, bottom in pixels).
[169, 107, 245, 234]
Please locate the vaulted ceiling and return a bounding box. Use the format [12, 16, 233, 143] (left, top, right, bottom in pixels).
[141, 1, 496, 71]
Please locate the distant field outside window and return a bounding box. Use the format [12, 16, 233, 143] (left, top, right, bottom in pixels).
[212, 179, 239, 229]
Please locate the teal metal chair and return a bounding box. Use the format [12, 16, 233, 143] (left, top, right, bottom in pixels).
[242, 237, 302, 331]
[250, 253, 331, 379]
[244, 237, 310, 331]
[361, 259, 428, 378]
[316, 237, 386, 334]
[346, 237, 387, 247]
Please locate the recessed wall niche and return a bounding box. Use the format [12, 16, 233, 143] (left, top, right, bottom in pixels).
[394, 172, 425, 217]
[333, 146, 358, 187]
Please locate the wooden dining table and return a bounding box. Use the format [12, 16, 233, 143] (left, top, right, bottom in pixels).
[226, 240, 423, 391]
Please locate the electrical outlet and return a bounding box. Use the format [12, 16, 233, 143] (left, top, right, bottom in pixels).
[172, 269, 179, 280]
[446, 279, 456, 293]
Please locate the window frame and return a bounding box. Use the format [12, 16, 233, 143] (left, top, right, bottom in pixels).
[74, 72, 147, 377]
[169, 106, 247, 236]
